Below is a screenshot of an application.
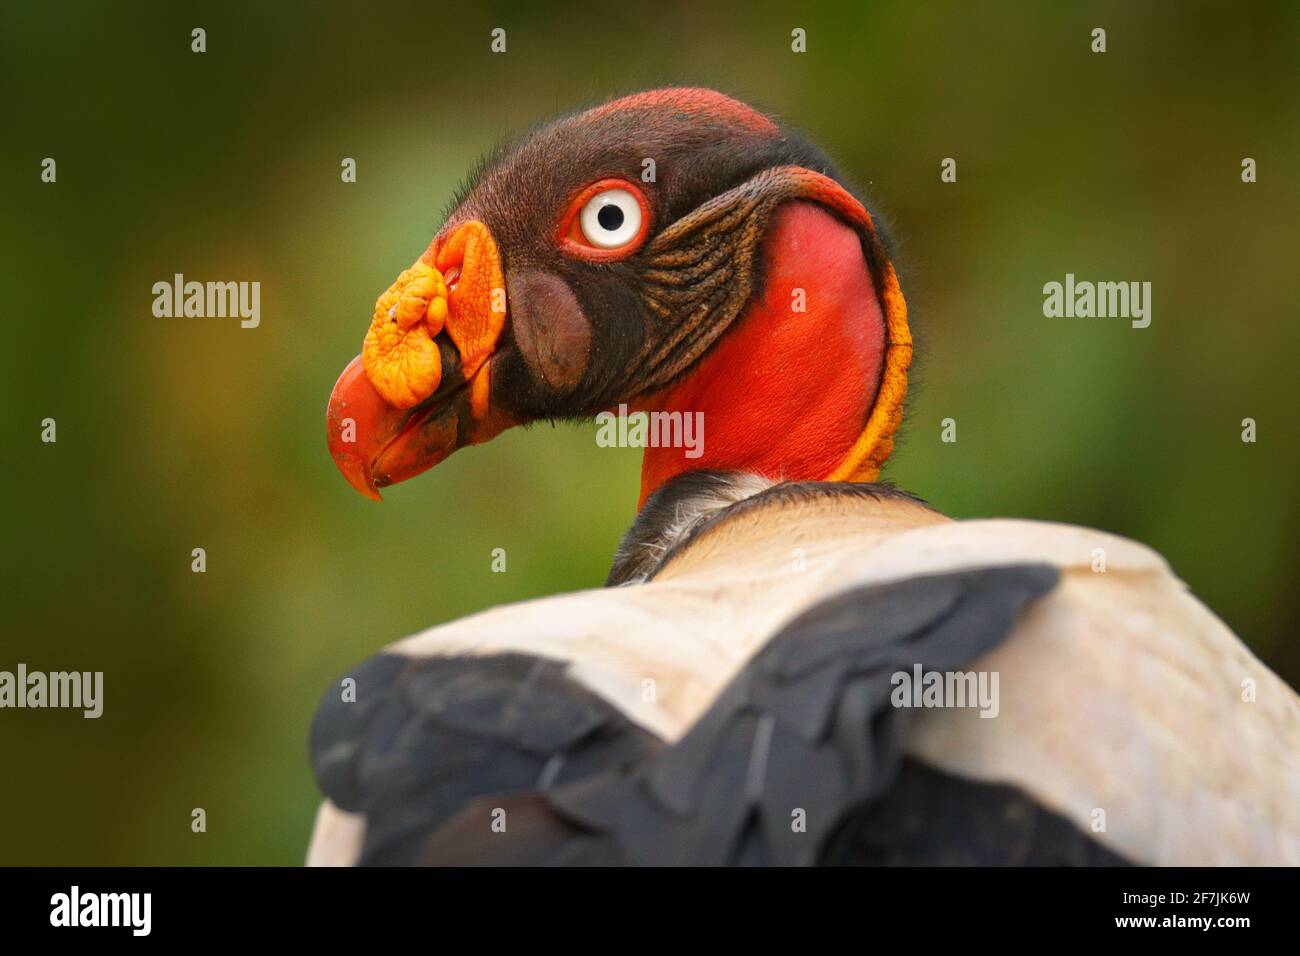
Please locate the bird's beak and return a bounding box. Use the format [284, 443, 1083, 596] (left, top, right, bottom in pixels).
[326, 220, 514, 499]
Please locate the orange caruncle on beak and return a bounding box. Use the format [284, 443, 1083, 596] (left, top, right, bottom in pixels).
[361, 263, 449, 409]
[361, 220, 506, 409]
[327, 220, 512, 499]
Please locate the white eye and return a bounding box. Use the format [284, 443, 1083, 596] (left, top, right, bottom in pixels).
[579, 188, 643, 249]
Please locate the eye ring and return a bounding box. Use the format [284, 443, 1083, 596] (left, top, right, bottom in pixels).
[558, 179, 651, 261]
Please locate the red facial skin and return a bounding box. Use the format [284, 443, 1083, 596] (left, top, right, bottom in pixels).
[636, 202, 885, 507]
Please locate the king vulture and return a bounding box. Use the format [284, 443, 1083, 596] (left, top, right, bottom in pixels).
[309, 88, 1300, 866]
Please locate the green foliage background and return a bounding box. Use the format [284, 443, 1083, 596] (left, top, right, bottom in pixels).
[1, 1, 1296, 864]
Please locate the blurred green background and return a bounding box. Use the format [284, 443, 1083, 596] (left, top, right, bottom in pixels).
[1, 1, 1296, 864]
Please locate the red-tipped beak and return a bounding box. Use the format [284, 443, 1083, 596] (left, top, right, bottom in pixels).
[326, 220, 513, 499]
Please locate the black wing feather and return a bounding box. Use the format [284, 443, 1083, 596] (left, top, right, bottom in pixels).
[308, 652, 662, 865]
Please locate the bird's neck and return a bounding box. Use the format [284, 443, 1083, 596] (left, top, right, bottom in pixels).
[637, 202, 887, 508]
[650, 484, 948, 583]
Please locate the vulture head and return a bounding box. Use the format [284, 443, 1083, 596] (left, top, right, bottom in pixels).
[326, 88, 911, 506]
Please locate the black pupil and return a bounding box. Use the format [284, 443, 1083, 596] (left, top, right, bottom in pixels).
[597, 204, 625, 232]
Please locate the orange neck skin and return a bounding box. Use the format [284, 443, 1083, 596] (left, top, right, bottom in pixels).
[637, 202, 886, 508]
